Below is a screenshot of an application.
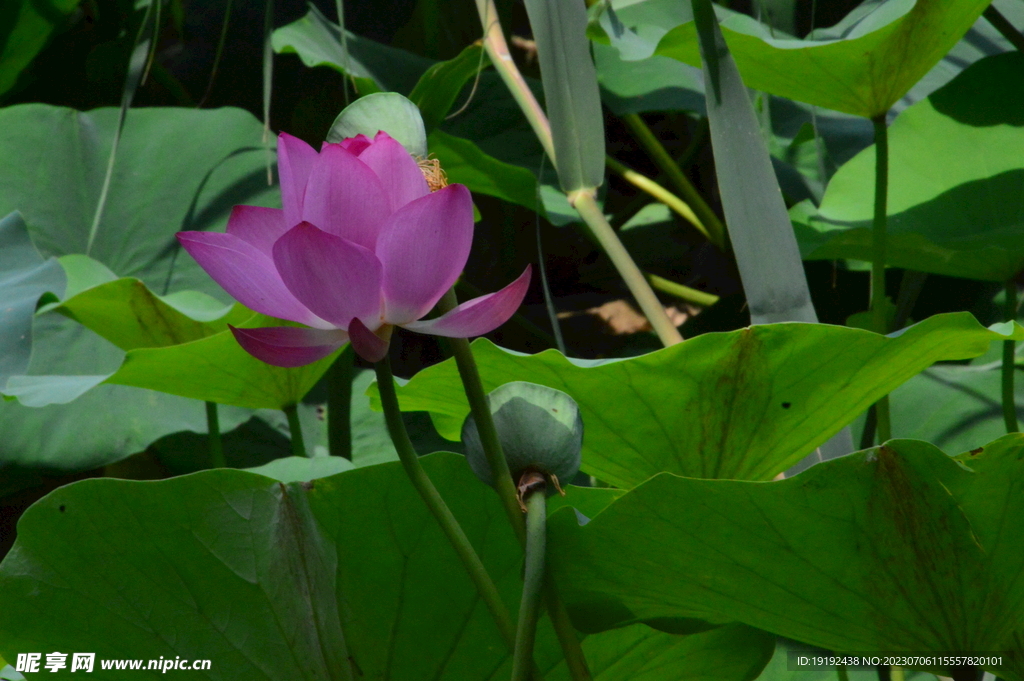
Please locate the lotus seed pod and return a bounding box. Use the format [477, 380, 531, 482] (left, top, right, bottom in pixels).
[462, 381, 583, 492]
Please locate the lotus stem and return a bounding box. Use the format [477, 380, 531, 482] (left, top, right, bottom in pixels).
[205, 401, 225, 468]
[620, 113, 727, 249]
[605, 155, 710, 241]
[438, 290, 525, 539]
[283, 403, 307, 458]
[1004, 279, 1020, 433]
[571, 190, 684, 346]
[870, 114, 891, 443]
[472, 0, 682, 350]
[512, 476, 547, 681]
[438, 289, 592, 680]
[372, 356, 521, 656]
[327, 345, 355, 459]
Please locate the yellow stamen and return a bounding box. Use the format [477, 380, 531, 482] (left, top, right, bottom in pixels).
[417, 156, 448, 192]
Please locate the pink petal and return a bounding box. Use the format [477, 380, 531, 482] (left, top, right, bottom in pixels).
[377, 184, 474, 326]
[230, 325, 348, 368]
[277, 133, 318, 228]
[403, 266, 531, 338]
[338, 134, 373, 155]
[348, 318, 390, 363]
[176, 231, 328, 328]
[301, 144, 389, 249]
[226, 205, 289, 256]
[272, 222, 383, 328]
[357, 132, 430, 213]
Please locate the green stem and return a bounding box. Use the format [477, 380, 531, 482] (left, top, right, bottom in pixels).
[512, 487, 547, 681]
[571, 190, 684, 346]
[283, 404, 308, 458]
[890, 666, 905, 681]
[438, 289, 592, 680]
[870, 114, 891, 443]
[438, 290, 525, 542]
[621, 113, 727, 248]
[474, 0, 555, 162]
[646, 272, 719, 308]
[205, 401, 225, 468]
[544, 587, 591, 680]
[1004, 280, 1020, 433]
[984, 5, 1024, 52]
[837, 665, 850, 681]
[605, 155, 710, 241]
[372, 357, 521, 654]
[328, 345, 355, 459]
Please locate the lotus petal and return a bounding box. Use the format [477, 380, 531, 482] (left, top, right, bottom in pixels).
[226, 205, 289, 256]
[277, 133, 318, 228]
[301, 144, 388, 249]
[357, 132, 430, 213]
[229, 325, 347, 368]
[272, 222, 383, 328]
[404, 266, 531, 338]
[348, 317, 390, 363]
[176, 231, 327, 328]
[377, 185, 474, 325]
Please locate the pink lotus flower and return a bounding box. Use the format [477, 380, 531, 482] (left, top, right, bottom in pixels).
[176, 131, 530, 365]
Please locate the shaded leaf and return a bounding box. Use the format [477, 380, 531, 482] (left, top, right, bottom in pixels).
[792, 53, 1024, 282]
[0, 212, 65, 389]
[548, 435, 1024, 681]
[0, 452, 771, 680]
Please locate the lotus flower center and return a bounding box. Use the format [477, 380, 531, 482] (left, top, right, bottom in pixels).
[417, 157, 448, 192]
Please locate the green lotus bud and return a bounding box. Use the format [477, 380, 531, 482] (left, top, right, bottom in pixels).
[462, 381, 583, 495]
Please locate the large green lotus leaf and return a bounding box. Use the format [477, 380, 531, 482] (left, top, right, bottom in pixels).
[0, 212, 65, 389]
[50, 276, 248, 351]
[0, 312, 251, 470]
[0, 104, 278, 297]
[547, 435, 1024, 681]
[371, 313, 1024, 488]
[105, 315, 341, 411]
[592, 0, 989, 118]
[272, 5, 432, 95]
[887, 360, 1024, 455]
[791, 52, 1024, 282]
[0, 0, 80, 97]
[0, 452, 773, 680]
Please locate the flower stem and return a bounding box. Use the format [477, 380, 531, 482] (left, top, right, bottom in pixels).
[870, 114, 891, 443]
[572, 190, 684, 346]
[438, 291, 524, 541]
[205, 401, 225, 468]
[620, 113, 727, 249]
[283, 403, 308, 458]
[512, 483, 547, 681]
[438, 290, 592, 681]
[604, 155, 710, 241]
[1004, 279, 1020, 434]
[327, 345, 355, 459]
[372, 356, 520, 654]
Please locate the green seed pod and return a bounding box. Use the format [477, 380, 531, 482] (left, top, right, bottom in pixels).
[462, 381, 583, 491]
